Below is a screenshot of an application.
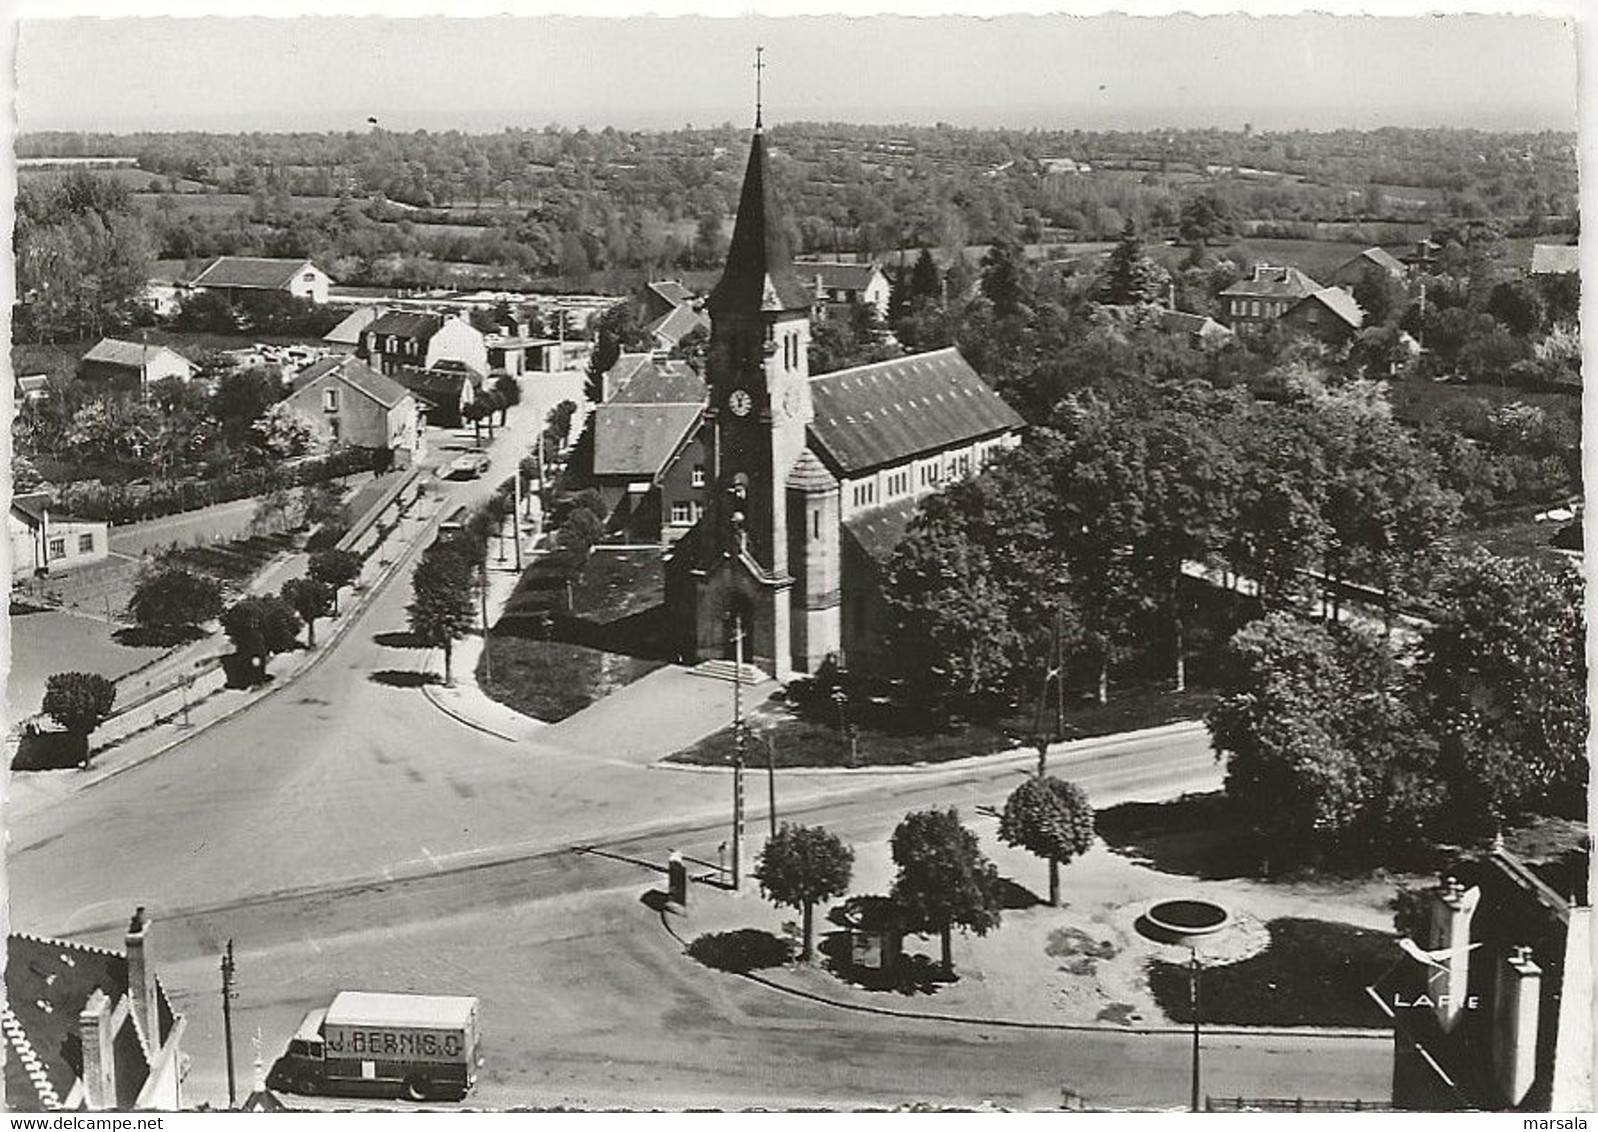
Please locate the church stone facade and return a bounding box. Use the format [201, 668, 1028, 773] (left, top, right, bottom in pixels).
[663, 122, 1023, 680]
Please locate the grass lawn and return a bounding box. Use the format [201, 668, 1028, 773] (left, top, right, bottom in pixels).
[131, 191, 342, 217]
[669, 684, 1216, 769]
[571, 548, 665, 621]
[1447, 513, 1577, 569]
[1148, 917, 1395, 1028]
[1388, 377, 1579, 430]
[478, 546, 668, 722]
[478, 636, 662, 722]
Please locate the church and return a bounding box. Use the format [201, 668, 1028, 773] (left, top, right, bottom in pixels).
[661, 112, 1024, 681]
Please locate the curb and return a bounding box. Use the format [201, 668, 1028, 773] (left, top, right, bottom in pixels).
[651, 720, 1208, 777]
[72, 499, 444, 793]
[653, 904, 1387, 1044]
[420, 661, 522, 743]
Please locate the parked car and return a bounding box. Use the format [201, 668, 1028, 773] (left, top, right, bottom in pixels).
[447, 454, 491, 480]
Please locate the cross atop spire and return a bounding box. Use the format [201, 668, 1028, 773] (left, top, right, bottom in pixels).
[754, 46, 765, 130]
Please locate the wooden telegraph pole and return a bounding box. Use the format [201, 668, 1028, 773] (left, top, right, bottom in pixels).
[221, 940, 237, 1109]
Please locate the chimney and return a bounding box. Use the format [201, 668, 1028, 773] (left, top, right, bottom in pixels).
[1492, 945, 1543, 1107]
[78, 989, 115, 1110]
[1426, 876, 1481, 1033]
[124, 907, 160, 1049]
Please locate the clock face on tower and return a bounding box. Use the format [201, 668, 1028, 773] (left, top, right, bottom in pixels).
[728, 389, 753, 417]
[781, 384, 804, 420]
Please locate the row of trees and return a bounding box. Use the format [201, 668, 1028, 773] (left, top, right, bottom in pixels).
[882, 376, 1460, 718]
[753, 774, 1094, 973]
[1210, 550, 1586, 866]
[40, 542, 366, 766]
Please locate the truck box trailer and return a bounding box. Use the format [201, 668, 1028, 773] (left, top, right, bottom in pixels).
[268, 991, 481, 1102]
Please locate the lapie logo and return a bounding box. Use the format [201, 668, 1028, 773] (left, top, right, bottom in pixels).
[1391, 938, 1482, 1010]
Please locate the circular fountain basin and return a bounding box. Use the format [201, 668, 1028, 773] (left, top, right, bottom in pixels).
[1137, 898, 1231, 948]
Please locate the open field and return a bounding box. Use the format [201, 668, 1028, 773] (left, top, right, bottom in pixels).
[19, 167, 206, 193]
[130, 191, 343, 217]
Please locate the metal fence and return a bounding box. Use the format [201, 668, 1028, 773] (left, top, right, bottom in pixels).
[1206, 1096, 1395, 1113]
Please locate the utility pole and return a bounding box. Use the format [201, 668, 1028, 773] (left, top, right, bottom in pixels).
[765, 730, 777, 838]
[511, 459, 524, 571]
[1033, 607, 1062, 777]
[221, 940, 237, 1109]
[480, 564, 493, 686]
[731, 613, 746, 890]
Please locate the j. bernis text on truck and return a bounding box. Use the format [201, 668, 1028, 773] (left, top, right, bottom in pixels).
[267, 991, 481, 1102]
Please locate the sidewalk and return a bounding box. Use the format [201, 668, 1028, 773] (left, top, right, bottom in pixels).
[419, 511, 546, 741]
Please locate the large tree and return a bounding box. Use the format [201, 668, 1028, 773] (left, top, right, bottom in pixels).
[1208, 613, 1413, 868]
[1415, 551, 1587, 833]
[998, 776, 1095, 907]
[280, 577, 336, 646]
[41, 672, 118, 768]
[753, 824, 855, 961]
[1095, 220, 1164, 306]
[1047, 396, 1156, 704]
[1226, 401, 1330, 608]
[221, 595, 302, 678]
[127, 566, 224, 642]
[15, 171, 156, 343]
[408, 544, 477, 683]
[1177, 193, 1234, 262]
[889, 808, 1002, 977]
[1133, 386, 1241, 690]
[212, 367, 283, 450]
[978, 237, 1031, 319]
[308, 548, 362, 609]
[881, 490, 1030, 714]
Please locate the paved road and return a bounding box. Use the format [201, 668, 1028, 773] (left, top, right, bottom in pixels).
[6, 370, 1387, 1109]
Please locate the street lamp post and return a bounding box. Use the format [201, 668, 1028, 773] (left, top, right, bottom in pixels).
[1137, 899, 1228, 1115]
[730, 612, 746, 890]
[1189, 947, 1202, 1113]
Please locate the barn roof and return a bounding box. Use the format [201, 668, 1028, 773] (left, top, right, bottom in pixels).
[82, 338, 192, 371]
[798, 261, 883, 292]
[191, 256, 319, 291]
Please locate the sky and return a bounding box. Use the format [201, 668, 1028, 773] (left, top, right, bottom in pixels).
[13, 9, 1582, 135]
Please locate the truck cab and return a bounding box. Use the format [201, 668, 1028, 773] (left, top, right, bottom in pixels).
[267, 1008, 328, 1095]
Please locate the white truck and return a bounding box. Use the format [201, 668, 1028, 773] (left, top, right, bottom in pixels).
[268, 991, 481, 1102]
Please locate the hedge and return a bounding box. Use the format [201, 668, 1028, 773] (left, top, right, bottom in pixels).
[56, 447, 388, 525]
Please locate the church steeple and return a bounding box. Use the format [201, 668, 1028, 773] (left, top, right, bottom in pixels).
[707, 50, 812, 316]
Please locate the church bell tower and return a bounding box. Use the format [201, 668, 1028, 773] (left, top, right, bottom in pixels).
[686, 51, 816, 678]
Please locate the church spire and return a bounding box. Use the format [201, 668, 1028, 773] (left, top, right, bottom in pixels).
[707, 49, 811, 315]
[754, 45, 764, 131]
